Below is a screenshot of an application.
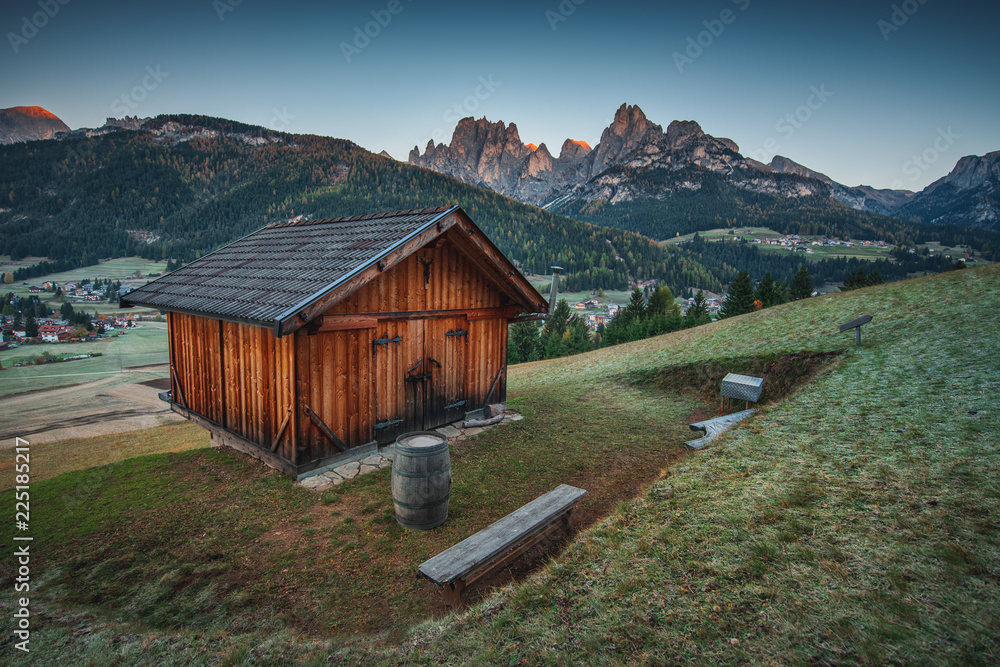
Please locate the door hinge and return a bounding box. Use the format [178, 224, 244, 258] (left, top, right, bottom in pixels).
[374, 418, 404, 430]
[446, 329, 468, 343]
[372, 334, 403, 357]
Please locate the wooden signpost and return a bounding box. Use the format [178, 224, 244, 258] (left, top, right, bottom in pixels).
[839, 314, 873, 345]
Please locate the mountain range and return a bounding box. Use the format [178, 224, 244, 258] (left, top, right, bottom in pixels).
[409, 104, 1000, 232]
[0, 107, 995, 297]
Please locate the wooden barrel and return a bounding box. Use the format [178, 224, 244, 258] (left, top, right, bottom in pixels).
[391, 432, 451, 530]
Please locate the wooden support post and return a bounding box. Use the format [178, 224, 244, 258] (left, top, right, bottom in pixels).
[484, 368, 503, 408]
[170, 364, 187, 409]
[443, 580, 466, 609]
[304, 404, 348, 452]
[271, 408, 292, 452]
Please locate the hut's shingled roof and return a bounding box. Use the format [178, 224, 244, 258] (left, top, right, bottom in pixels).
[122, 207, 458, 328]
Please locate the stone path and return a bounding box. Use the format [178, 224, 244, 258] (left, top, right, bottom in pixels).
[297, 410, 524, 492]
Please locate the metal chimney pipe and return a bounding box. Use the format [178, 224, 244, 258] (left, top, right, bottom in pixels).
[548, 266, 564, 316]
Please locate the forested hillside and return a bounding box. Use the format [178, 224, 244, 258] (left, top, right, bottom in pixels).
[557, 166, 1000, 260]
[0, 115, 718, 292]
[680, 233, 954, 288]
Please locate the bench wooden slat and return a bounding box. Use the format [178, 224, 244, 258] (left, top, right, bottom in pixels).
[419, 484, 586, 584]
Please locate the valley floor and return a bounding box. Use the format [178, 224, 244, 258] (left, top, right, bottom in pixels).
[1, 265, 998, 665]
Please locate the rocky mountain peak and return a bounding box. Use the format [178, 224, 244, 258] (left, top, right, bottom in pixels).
[769, 155, 833, 184]
[0, 105, 71, 144]
[560, 139, 592, 159]
[589, 104, 664, 178]
[608, 104, 653, 137]
[937, 151, 1000, 191]
[13, 105, 60, 119]
[665, 120, 703, 144]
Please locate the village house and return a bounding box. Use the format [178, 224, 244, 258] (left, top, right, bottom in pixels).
[585, 313, 612, 332]
[38, 324, 72, 342]
[122, 206, 548, 478]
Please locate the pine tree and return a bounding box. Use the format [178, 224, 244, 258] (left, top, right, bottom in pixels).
[790, 265, 813, 300]
[541, 299, 571, 359]
[564, 315, 594, 355]
[685, 289, 710, 327]
[842, 268, 868, 291]
[867, 268, 884, 286]
[624, 287, 646, 321]
[720, 270, 755, 318]
[755, 272, 777, 308]
[25, 315, 38, 338]
[508, 321, 541, 364]
[773, 279, 790, 305]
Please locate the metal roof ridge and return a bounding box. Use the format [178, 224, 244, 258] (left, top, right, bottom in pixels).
[265, 205, 454, 229]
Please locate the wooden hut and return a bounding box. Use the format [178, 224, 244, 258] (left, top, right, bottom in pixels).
[122, 206, 548, 478]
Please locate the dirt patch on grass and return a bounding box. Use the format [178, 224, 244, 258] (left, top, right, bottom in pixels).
[627, 351, 842, 409]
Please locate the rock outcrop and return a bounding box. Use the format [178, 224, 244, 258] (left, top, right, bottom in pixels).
[898, 151, 1000, 228]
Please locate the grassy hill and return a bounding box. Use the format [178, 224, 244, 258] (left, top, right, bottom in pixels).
[2, 265, 997, 664]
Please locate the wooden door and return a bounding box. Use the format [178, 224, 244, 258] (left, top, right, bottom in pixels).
[373, 316, 468, 444]
[425, 316, 468, 428]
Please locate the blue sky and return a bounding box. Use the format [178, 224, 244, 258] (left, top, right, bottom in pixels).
[1, 0, 997, 191]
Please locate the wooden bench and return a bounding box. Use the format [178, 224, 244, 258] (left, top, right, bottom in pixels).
[418, 484, 587, 608]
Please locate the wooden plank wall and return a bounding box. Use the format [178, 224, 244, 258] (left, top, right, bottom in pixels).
[295, 328, 374, 463]
[466, 318, 507, 408]
[169, 312, 222, 424]
[220, 321, 295, 461]
[325, 233, 505, 315]
[170, 313, 295, 460]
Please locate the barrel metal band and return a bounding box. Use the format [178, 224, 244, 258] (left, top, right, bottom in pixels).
[398, 515, 448, 529]
[391, 464, 451, 479]
[395, 444, 449, 457]
[393, 495, 450, 511]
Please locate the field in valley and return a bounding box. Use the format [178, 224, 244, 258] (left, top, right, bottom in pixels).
[0, 265, 997, 664]
[0, 323, 180, 444]
[1, 255, 169, 316]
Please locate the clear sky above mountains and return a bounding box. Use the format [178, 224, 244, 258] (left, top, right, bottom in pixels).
[1, 0, 997, 191]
